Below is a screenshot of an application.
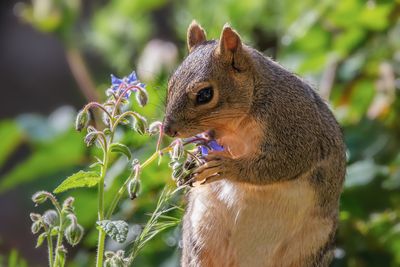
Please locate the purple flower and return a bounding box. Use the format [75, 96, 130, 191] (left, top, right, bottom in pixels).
[110, 71, 144, 98]
[198, 145, 209, 156]
[208, 140, 224, 151]
[180, 133, 224, 157]
[197, 139, 224, 157]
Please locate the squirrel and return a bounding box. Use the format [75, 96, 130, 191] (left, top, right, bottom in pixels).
[163, 21, 346, 267]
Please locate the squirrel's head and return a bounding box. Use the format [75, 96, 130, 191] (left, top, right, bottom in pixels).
[164, 21, 254, 138]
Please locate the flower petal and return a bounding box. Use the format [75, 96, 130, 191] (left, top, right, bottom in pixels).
[198, 145, 209, 156]
[127, 71, 137, 83]
[111, 74, 122, 86]
[208, 140, 224, 151]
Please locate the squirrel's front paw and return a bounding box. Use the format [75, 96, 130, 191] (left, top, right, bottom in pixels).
[192, 151, 234, 186]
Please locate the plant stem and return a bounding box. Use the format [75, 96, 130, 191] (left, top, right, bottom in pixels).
[47, 232, 54, 267]
[105, 147, 171, 219]
[50, 199, 63, 267]
[95, 144, 110, 267]
[53, 216, 64, 267]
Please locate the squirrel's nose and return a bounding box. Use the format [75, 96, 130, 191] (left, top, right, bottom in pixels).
[163, 119, 178, 137]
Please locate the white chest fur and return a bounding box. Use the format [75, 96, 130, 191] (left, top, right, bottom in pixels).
[188, 177, 332, 267]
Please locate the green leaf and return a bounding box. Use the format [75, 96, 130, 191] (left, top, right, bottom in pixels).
[0, 120, 23, 168]
[110, 143, 132, 159]
[89, 161, 103, 169]
[97, 220, 129, 243]
[54, 171, 100, 194]
[0, 131, 85, 194]
[36, 232, 47, 248]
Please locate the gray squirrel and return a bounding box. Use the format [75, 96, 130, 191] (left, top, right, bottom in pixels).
[163, 21, 346, 267]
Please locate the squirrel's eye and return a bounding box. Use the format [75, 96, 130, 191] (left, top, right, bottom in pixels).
[196, 87, 213, 105]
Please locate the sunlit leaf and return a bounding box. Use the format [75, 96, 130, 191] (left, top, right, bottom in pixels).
[54, 170, 100, 193]
[0, 132, 85, 194]
[0, 120, 23, 168]
[110, 143, 132, 159]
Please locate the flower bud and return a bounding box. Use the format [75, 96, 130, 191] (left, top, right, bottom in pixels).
[84, 132, 97, 147]
[148, 121, 162, 135]
[105, 251, 115, 259]
[32, 191, 52, 206]
[31, 221, 42, 234]
[171, 140, 184, 160]
[135, 89, 148, 107]
[132, 114, 147, 135]
[65, 221, 84, 246]
[75, 109, 90, 132]
[30, 213, 41, 222]
[42, 210, 59, 227]
[104, 250, 128, 267]
[171, 161, 183, 171]
[62, 197, 75, 214]
[127, 178, 141, 200]
[172, 167, 183, 181]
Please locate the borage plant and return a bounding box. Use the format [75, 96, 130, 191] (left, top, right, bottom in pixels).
[30, 70, 224, 267]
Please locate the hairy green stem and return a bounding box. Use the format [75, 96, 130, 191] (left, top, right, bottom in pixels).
[106, 147, 170, 219]
[48, 197, 63, 267]
[95, 138, 111, 267]
[53, 216, 64, 267]
[46, 231, 54, 267]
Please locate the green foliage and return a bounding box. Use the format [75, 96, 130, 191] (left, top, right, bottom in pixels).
[110, 143, 132, 160]
[0, 120, 23, 168]
[0, 131, 85, 193]
[2, 0, 400, 266]
[0, 250, 29, 267]
[54, 171, 101, 193]
[97, 220, 129, 243]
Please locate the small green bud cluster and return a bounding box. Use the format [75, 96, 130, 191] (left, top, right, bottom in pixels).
[104, 250, 130, 267]
[167, 134, 224, 187]
[167, 140, 201, 186]
[30, 191, 84, 266]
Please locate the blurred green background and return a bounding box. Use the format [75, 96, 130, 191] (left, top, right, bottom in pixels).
[0, 0, 400, 266]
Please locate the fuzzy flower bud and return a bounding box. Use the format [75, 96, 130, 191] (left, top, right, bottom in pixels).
[31, 221, 43, 234]
[104, 250, 129, 267]
[148, 121, 162, 135]
[42, 210, 59, 227]
[84, 132, 98, 147]
[75, 109, 90, 132]
[135, 89, 148, 107]
[30, 213, 41, 222]
[32, 191, 53, 206]
[62, 197, 75, 214]
[65, 215, 84, 246]
[132, 114, 147, 135]
[127, 178, 141, 200]
[171, 139, 184, 160]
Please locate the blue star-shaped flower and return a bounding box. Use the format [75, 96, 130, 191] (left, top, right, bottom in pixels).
[198, 140, 224, 156]
[110, 71, 141, 97]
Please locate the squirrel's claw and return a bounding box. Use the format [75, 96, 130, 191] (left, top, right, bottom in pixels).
[191, 151, 236, 186]
[192, 160, 223, 186]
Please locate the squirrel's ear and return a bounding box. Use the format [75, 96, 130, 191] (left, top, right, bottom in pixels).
[187, 20, 207, 53]
[218, 23, 242, 56]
